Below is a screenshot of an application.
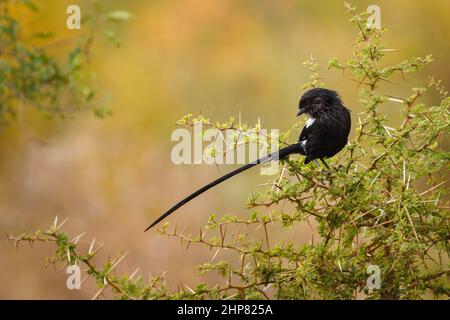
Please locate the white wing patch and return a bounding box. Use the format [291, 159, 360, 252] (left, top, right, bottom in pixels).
[305, 117, 316, 128]
[301, 139, 307, 153]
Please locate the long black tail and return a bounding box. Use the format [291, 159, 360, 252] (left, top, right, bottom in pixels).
[145, 143, 302, 231]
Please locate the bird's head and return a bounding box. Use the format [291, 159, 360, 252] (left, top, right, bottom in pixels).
[296, 88, 343, 117]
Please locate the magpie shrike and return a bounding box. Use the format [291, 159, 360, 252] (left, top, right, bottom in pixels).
[145, 88, 351, 231]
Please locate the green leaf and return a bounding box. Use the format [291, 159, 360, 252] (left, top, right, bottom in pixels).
[107, 10, 133, 23]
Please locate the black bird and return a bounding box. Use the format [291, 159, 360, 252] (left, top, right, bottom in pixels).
[145, 88, 351, 231]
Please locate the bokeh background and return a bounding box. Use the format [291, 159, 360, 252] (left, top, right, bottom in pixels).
[0, 0, 449, 299]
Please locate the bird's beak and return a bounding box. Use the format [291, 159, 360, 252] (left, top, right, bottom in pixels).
[296, 109, 304, 117]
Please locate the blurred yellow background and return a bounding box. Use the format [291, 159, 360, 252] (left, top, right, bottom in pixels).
[0, 0, 449, 298]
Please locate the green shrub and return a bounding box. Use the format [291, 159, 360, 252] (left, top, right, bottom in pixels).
[0, 0, 130, 126]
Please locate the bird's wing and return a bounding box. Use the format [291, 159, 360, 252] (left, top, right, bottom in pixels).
[298, 117, 327, 163]
[299, 125, 311, 142]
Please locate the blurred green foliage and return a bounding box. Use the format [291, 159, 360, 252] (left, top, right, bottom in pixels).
[0, 0, 131, 127]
